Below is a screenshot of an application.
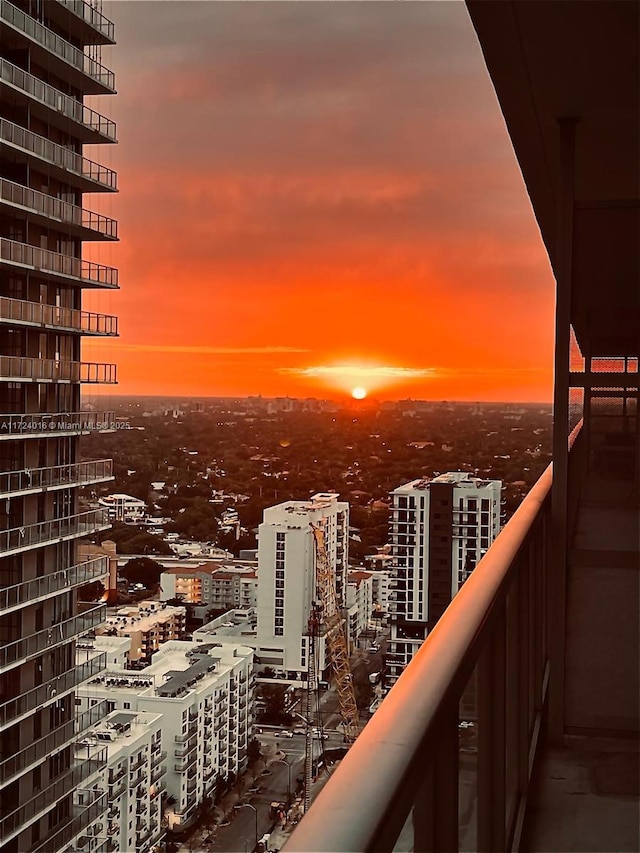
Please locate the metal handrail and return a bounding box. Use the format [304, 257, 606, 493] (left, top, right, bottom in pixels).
[0, 294, 118, 335]
[0, 237, 118, 288]
[0, 354, 117, 383]
[0, 0, 115, 91]
[0, 178, 118, 238]
[0, 508, 110, 557]
[284, 460, 555, 853]
[0, 555, 109, 614]
[0, 58, 116, 141]
[0, 411, 116, 437]
[0, 458, 113, 498]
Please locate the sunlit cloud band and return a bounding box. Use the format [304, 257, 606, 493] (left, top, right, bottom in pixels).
[88, 344, 309, 355]
[279, 365, 437, 379]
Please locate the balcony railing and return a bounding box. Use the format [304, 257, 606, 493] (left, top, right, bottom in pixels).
[0, 58, 116, 142]
[0, 0, 115, 92]
[0, 508, 110, 557]
[31, 791, 107, 853]
[285, 457, 556, 853]
[0, 458, 113, 499]
[0, 746, 107, 841]
[0, 238, 118, 288]
[0, 602, 106, 673]
[0, 354, 117, 384]
[0, 654, 106, 730]
[0, 555, 109, 615]
[0, 295, 118, 336]
[0, 179, 118, 239]
[57, 0, 115, 42]
[0, 411, 115, 438]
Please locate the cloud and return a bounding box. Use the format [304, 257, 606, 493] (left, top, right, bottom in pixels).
[87, 343, 309, 355]
[279, 365, 437, 379]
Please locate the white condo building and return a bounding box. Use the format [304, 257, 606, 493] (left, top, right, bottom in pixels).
[387, 473, 501, 688]
[95, 710, 164, 853]
[255, 493, 348, 679]
[78, 641, 254, 830]
[98, 493, 147, 523]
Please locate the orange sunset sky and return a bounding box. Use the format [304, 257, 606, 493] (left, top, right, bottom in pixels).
[83, 1, 556, 402]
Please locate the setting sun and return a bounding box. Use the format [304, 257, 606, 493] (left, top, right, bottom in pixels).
[352, 387, 367, 400]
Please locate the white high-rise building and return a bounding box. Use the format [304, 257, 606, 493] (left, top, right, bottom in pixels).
[255, 493, 348, 679]
[387, 473, 501, 688]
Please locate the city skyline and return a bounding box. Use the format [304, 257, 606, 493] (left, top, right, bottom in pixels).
[84, 0, 555, 402]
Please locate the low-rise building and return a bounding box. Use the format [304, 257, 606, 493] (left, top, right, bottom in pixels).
[98, 493, 147, 523]
[79, 640, 255, 829]
[160, 562, 258, 611]
[98, 600, 187, 666]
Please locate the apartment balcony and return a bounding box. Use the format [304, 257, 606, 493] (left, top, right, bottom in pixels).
[0, 0, 115, 94]
[30, 791, 107, 853]
[0, 509, 110, 558]
[0, 354, 116, 384]
[0, 296, 118, 337]
[151, 764, 167, 785]
[0, 238, 118, 289]
[1, 119, 116, 195]
[0, 179, 117, 240]
[0, 58, 115, 144]
[0, 411, 116, 439]
[130, 768, 146, 790]
[151, 749, 167, 768]
[51, 0, 116, 44]
[130, 753, 147, 774]
[0, 555, 109, 615]
[0, 746, 107, 843]
[0, 602, 106, 674]
[0, 459, 113, 500]
[285, 420, 639, 853]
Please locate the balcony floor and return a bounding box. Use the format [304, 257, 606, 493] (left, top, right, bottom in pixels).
[522, 735, 639, 852]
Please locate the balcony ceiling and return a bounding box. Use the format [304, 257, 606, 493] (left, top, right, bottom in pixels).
[466, 0, 640, 358]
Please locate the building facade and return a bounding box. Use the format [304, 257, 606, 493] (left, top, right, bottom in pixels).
[99, 600, 187, 666]
[79, 640, 255, 830]
[255, 493, 348, 679]
[0, 1, 117, 850]
[98, 494, 146, 524]
[95, 710, 164, 853]
[387, 473, 501, 687]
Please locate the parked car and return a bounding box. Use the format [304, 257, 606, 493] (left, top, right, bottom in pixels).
[277, 730, 293, 738]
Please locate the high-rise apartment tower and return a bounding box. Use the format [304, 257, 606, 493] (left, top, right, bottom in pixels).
[386, 473, 501, 687]
[0, 1, 117, 850]
[256, 493, 348, 679]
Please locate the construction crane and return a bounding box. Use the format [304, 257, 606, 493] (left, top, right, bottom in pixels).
[310, 523, 360, 743]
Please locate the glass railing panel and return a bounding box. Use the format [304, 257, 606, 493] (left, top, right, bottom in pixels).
[0, 655, 106, 729]
[458, 665, 479, 852]
[0, 355, 117, 383]
[0, 411, 116, 437]
[0, 555, 109, 613]
[0, 458, 112, 497]
[0, 509, 110, 557]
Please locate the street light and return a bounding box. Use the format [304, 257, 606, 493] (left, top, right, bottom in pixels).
[274, 757, 292, 804]
[233, 802, 258, 851]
